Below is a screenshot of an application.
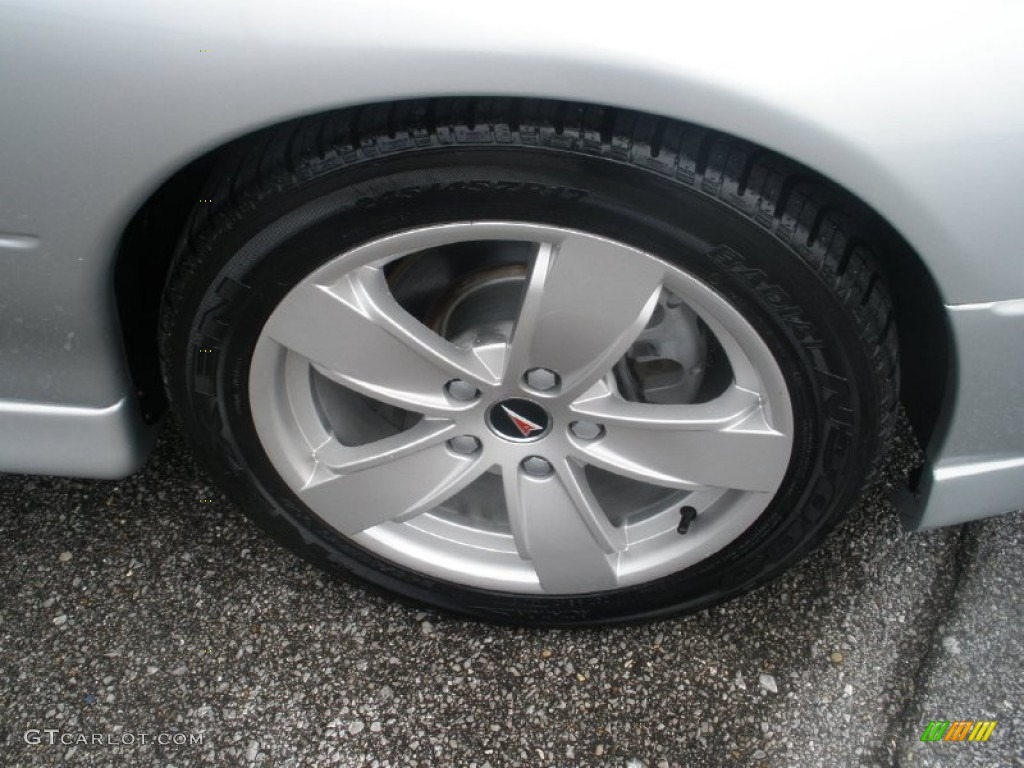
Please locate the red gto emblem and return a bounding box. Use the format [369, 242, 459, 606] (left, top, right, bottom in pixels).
[500, 405, 544, 437]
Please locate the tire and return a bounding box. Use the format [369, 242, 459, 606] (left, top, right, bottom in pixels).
[160, 98, 898, 626]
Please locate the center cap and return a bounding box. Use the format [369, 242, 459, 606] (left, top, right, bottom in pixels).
[487, 398, 551, 442]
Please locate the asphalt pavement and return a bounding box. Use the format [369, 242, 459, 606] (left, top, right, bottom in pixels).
[1, 417, 1021, 767]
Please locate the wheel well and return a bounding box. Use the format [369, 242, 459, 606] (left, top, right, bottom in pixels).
[112, 98, 951, 451]
[113, 150, 217, 423]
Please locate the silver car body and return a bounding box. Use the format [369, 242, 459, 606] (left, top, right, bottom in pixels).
[1, 0, 1022, 530]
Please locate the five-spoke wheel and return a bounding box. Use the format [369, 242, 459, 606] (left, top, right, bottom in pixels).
[248, 223, 793, 594]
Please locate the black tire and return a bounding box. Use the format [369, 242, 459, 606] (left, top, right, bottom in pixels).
[160, 98, 898, 626]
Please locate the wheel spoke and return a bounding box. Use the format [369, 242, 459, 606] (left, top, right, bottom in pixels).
[570, 385, 790, 492]
[263, 265, 499, 413]
[506, 234, 664, 394]
[297, 420, 486, 535]
[503, 458, 624, 593]
[311, 418, 456, 472]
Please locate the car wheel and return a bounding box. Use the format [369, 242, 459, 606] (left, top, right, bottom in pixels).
[160, 99, 898, 625]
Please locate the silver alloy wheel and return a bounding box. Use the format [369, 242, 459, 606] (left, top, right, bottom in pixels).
[248, 222, 793, 595]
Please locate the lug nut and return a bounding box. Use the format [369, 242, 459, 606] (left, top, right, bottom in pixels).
[569, 421, 604, 440]
[446, 379, 479, 401]
[522, 456, 553, 477]
[524, 368, 560, 392]
[448, 436, 481, 455]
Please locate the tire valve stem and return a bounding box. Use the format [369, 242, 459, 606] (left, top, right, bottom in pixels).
[677, 506, 697, 535]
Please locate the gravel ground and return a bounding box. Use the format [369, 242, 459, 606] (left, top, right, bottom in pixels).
[895, 513, 1024, 767]
[0, 418, 1021, 767]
